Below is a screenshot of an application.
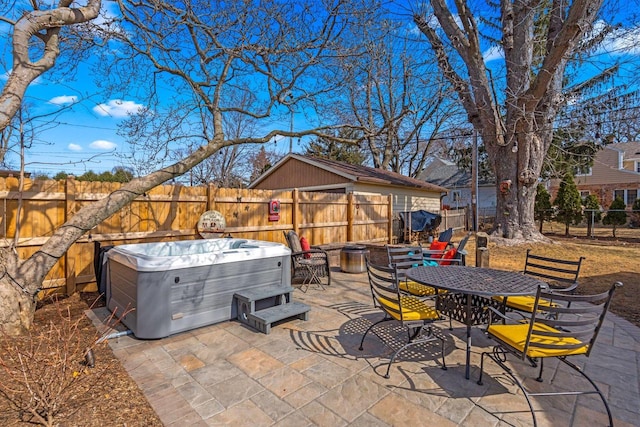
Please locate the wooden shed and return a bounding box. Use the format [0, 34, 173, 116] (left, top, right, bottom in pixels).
[249, 154, 447, 213]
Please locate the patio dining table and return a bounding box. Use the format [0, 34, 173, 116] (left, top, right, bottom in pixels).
[406, 266, 545, 379]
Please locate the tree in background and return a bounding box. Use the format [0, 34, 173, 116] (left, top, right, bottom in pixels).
[603, 197, 627, 238]
[583, 194, 602, 238]
[630, 198, 640, 228]
[0, 0, 365, 334]
[316, 16, 459, 177]
[412, 0, 627, 241]
[304, 129, 367, 165]
[534, 184, 553, 233]
[248, 147, 279, 184]
[553, 174, 583, 237]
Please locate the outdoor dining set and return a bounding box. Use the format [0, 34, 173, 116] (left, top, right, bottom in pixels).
[355, 236, 622, 427]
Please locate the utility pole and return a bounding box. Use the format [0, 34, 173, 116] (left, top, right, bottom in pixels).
[289, 106, 293, 153]
[471, 129, 478, 232]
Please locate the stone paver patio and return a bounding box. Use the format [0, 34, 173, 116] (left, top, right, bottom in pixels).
[87, 269, 640, 426]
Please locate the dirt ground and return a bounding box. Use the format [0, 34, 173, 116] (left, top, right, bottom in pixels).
[0, 230, 637, 426]
[0, 293, 162, 427]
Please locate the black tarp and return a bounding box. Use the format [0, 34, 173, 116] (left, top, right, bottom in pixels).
[399, 210, 442, 232]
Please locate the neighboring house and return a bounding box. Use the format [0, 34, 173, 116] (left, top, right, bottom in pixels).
[249, 154, 448, 213]
[549, 142, 640, 208]
[417, 158, 497, 212]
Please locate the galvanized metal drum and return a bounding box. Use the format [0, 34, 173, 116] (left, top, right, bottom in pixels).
[340, 245, 370, 273]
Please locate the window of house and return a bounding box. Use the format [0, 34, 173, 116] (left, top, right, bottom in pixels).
[614, 189, 625, 203]
[636, 161, 640, 173]
[452, 190, 461, 202]
[580, 191, 590, 200]
[575, 166, 592, 176]
[629, 190, 639, 206]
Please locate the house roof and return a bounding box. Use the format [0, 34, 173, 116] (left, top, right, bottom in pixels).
[417, 157, 494, 188]
[606, 142, 640, 161]
[249, 154, 448, 192]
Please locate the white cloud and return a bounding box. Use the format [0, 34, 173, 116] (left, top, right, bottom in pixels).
[483, 45, 504, 62]
[93, 99, 145, 118]
[49, 95, 78, 105]
[602, 24, 640, 56]
[68, 143, 83, 151]
[90, 140, 117, 150]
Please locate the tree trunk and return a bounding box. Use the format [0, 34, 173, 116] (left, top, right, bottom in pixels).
[415, 0, 603, 244]
[0, 248, 35, 335]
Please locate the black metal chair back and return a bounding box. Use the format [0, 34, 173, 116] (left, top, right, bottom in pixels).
[359, 260, 447, 377]
[479, 281, 622, 427]
[523, 249, 584, 291]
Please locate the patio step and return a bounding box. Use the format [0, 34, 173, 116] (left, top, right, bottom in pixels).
[234, 285, 310, 334]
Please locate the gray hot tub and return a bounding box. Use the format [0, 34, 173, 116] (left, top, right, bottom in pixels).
[105, 238, 291, 339]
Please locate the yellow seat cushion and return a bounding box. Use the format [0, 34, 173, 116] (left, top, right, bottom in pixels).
[400, 280, 447, 297]
[488, 322, 588, 358]
[377, 295, 440, 322]
[492, 295, 557, 313]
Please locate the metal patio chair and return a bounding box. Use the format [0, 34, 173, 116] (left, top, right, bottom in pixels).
[386, 245, 440, 297]
[493, 249, 585, 313]
[478, 282, 622, 427]
[359, 260, 447, 378]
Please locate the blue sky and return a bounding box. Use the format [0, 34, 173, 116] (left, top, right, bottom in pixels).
[1, 2, 639, 177]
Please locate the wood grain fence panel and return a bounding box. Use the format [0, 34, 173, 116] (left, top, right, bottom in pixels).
[1, 178, 395, 295]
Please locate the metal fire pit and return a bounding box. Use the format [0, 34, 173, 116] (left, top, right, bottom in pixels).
[340, 245, 370, 273]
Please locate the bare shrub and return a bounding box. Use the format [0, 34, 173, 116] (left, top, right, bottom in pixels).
[0, 297, 129, 426]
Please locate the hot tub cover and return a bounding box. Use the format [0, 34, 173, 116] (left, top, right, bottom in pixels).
[105, 238, 290, 272]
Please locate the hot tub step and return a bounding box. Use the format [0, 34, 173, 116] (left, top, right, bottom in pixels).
[247, 302, 310, 334]
[234, 285, 294, 306]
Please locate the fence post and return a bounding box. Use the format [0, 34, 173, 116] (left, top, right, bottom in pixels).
[292, 188, 299, 234]
[347, 192, 354, 242]
[207, 183, 216, 210]
[65, 177, 76, 295]
[443, 209, 448, 230]
[387, 194, 393, 244]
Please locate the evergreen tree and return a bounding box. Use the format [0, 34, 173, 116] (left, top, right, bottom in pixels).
[53, 171, 69, 180]
[553, 173, 583, 237]
[76, 170, 100, 182]
[630, 198, 640, 228]
[111, 167, 134, 183]
[582, 194, 602, 238]
[603, 197, 627, 238]
[304, 129, 366, 165]
[248, 146, 277, 183]
[534, 184, 553, 233]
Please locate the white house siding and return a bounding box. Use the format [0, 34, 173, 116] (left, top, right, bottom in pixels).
[351, 183, 442, 214]
[441, 185, 496, 210]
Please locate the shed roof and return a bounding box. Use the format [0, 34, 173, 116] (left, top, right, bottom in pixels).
[249, 154, 448, 192]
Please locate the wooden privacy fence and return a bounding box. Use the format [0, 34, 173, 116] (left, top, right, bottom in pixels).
[0, 177, 392, 296]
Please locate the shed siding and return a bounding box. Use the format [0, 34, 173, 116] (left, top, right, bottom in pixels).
[352, 183, 441, 213]
[253, 158, 349, 190]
